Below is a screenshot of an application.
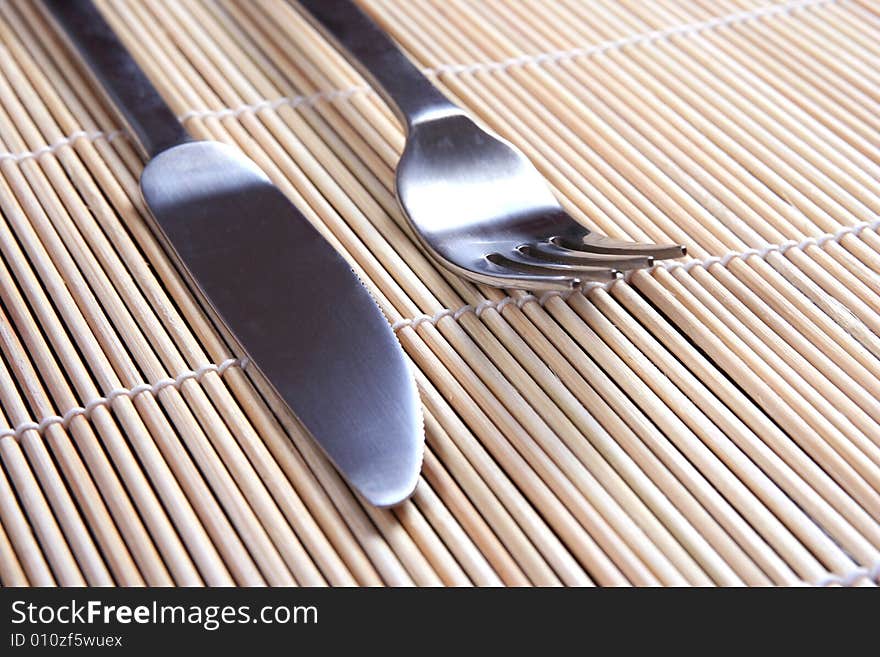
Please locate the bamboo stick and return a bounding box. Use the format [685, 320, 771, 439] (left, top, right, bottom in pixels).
[0, 510, 29, 586]
[420, 438, 524, 586]
[0, 457, 55, 586]
[0, 433, 85, 586]
[411, 456, 505, 586]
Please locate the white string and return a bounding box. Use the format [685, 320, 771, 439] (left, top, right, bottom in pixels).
[176, 86, 369, 124]
[0, 0, 835, 162]
[429, 0, 835, 76]
[813, 559, 880, 587]
[0, 129, 125, 163]
[0, 357, 244, 443]
[165, 0, 842, 125]
[391, 216, 880, 333]
[391, 290, 568, 332]
[0, 87, 368, 163]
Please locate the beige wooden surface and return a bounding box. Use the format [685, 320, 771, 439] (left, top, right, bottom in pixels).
[0, 0, 879, 586]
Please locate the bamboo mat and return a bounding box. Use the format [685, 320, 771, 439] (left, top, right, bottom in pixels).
[0, 0, 878, 587]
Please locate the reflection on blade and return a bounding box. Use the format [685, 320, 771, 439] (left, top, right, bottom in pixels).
[141, 141, 423, 507]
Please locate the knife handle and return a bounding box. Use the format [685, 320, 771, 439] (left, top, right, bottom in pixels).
[295, 0, 460, 130]
[43, 0, 190, 160]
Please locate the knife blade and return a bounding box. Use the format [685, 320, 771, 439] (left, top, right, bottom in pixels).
[44, 0, 423, 507]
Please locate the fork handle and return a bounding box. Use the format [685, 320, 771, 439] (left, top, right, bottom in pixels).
[43, 0, 190, 160]
[295, 0, 460, 130]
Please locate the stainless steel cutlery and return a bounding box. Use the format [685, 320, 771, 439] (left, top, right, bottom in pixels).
[42, 0, 685, 508]
[45, 0, 423, 507]
[295, 0, 686, 292]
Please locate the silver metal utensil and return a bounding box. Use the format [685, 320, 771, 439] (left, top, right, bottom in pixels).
[295, 0, 686, 291]
[44, 0, 423, 507]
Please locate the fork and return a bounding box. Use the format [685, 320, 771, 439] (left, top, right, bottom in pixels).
[295, 0, 685, 291]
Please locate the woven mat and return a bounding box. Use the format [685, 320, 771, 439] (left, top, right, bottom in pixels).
[0, 0, 879, 587]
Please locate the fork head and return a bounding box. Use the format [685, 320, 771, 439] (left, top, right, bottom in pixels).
[395, 113, 685, 291]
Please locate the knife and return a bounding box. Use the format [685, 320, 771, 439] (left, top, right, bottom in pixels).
[43, 0, 423, 507]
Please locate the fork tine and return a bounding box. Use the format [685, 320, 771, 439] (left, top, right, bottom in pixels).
[521, 243, 653, 270]
[482, 255, 584, 291]
[489, 252, 622, 283]
[556, 233, 687, 260]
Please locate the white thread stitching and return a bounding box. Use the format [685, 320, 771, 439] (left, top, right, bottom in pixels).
[428, 0, 835, 76]
[0, 0, 833, 163]
[0, 129, 126, 163]
[0, 357, 244, 442]
[390, 216, 880, 333]
[813, 559, 880, 587]
[0, 88, 368, 163]
[176, 86, 370, 124]
[164, 0, 837, 125]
